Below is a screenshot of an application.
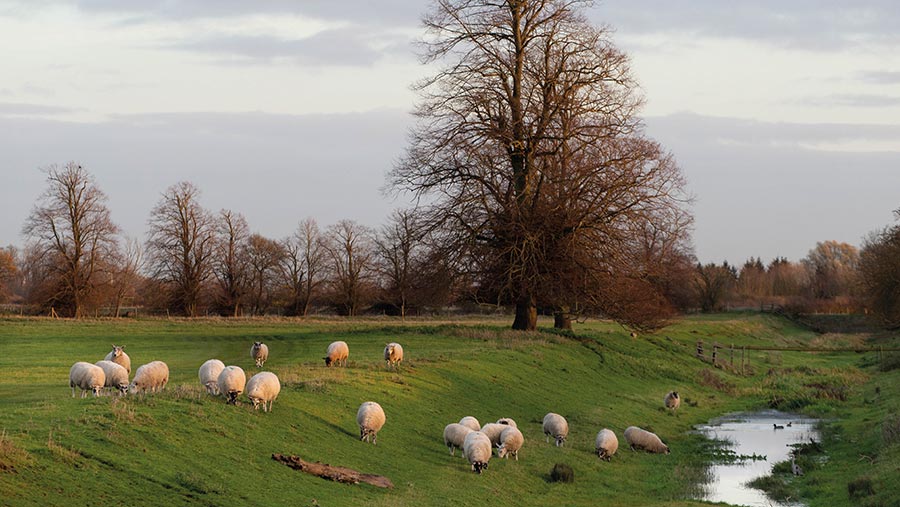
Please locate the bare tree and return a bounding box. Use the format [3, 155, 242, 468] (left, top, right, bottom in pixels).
[22, 163, 119, 317]
[280, 217, 326, 316]
[802, 240, 859, 300]
[145, 181, 216, 316]
[245, 233, 285, 315]
[324, 220, 376, 316]
[693, 262, 737, 313]
[392, 0, 690, 330]
[0, 246, 17, 304]
[213, 210, 250, 316]
[108, 237, 144, 317]
[375, 210, 425, 318]
[859, 210, 900, 328]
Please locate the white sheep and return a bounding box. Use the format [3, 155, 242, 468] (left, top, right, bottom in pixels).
[458, 416, 481, 432]
[664, 391, 681, 411]
[624, 426, 669, 454]
[595, 428, 619, 461]
[251, 342, 269, 368]
[95, 360, 129, 395]
[542, 412, 569, 447]
[104, 344, 131, 374]
[198, 359, 225, 395]
[217, 365, 246, 405]
[324, 341, 349, 367]
[246, 372, 281, 412]
[69, 362, 105, 398]
[357, 401, 386, 444]
[479, 423, 507, 446]
[496, 417, 518, 428]
[496, 426, 524, 461]
[128, 361, 169, 394]
[443, 423, 473, 456]
[463, 431, 492, 474]
[383, 342, 403, 369]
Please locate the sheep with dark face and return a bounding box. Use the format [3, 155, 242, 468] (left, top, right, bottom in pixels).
[95, 360, 129, 395]
[324, 341, 349, 367]
[463, 431, 492, 474]
[69, 362, 105, 398]
[250, 342, 269, 368]
[496, 426, 524, 461]
[104, 344, 131, 374]
[664, 391, 680, 411]
[217, 365, 246, 405]
[383, 342, 403, 369]
[199, 359, 225, 395]
[357, 401, 386, 444]
[443, 423, 473, 456]
[246, 372, 280, 412]
[128, 361, 169, 394]
[595, 429, 619, 461]
[543, 413, 569, 447]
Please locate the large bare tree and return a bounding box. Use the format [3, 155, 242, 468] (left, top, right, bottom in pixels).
[324, 220, 376, 316]
[392, 0, 690, 330]
[108, 237, 144, 317]
[22, 163, 119, 317]
[213, 209, 250, 316]
[281, 218, 326, 316]
[245, 233, 285, 315]
[145, 181, 216, 316]
[375, 209, 425, 318]
[859, 210, 900, 328]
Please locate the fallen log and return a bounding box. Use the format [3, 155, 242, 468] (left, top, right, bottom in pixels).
[271, 453, 394, 489]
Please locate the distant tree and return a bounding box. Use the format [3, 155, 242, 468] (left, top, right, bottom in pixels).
[245, 234, 285, 315]
[859, 211, 900, 328]
[280, 218, 326, 316]
[0, 246, 17, 303]
[213, 210, 250, 316]
[737, 257, 768, 301]
[694, 262, 736, 313]
[768, 257, 807, 299]
[146, 181, 216, 316]
[22, 163, 119, 317]
[108, 237, 144, 317]
[374, 210, 425, 318]
[802, 240, 859, 300]
[324, 220, 376, 316]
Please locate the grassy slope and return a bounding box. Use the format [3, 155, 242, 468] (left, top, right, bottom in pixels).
[0, 314, 895, 506]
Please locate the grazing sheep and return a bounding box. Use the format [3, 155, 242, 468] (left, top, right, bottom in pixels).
[459, 416, 481, 432]
[250, 342, 269, 368]
[595, 429, 619, 461]
[624, 426, 669, 454]
[69, 362, 105, 398]
[357, 401, 386, 444]
[383, 342, 403, 369]
[664, 391, 681, 411]
[217, 365, 246, 405]
[95, 360, 129, 395]
[324, 341, 349, 367]
[246, 372, 281, 412]
[496, 418, 517, 428]
[496, 426, 524, 461]
[463, 431, 492, 474]
[128, 361, 169, 394]
[543, 413, 569, 447]
[198, 359, 225, 395]
[443, 423, 474, 456]
[479, 423, 507, 446]
[104, 344, 131, 374]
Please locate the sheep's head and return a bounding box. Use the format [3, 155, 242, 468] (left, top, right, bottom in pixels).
[496, 444, 508, 459]
[110, 345, 124, 358]
[91, 386, 103, 397]
[117, 383, 129, 395]
[473, 461, 488, 474]
[555, 435, 567, 447]
[250, 397, 261, 410]
[663, 444, 670, 454]
[324, 356, 332, 366]
[227, 391, 239, 405]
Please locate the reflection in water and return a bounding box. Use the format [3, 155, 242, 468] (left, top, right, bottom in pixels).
[695, 410, 819, 507]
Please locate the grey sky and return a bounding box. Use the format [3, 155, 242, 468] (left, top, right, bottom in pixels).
[1, 0, 898, 264]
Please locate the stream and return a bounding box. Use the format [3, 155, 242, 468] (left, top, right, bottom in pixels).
[694, 410, 820, 507]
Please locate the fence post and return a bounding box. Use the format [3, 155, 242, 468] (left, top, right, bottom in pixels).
[712, 343, 719, 367]
[730, 344, 734, 366]
[696, 340, 704, 359]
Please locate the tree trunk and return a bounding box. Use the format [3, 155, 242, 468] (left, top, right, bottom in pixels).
[512, 294, 537, 331]
[553, 307, 572, 330]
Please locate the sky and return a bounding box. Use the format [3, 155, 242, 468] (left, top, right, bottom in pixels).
[1, 0, 898, 265]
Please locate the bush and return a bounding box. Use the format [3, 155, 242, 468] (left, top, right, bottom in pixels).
[882, 413, 900, 446]
[549, 463, 574, 483]
[848, 477, 876, 499]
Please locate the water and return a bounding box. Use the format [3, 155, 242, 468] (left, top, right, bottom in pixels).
[695, 410, 820, 507]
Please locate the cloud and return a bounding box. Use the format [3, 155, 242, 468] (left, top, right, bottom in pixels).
[799, 94, 900, 108]
[859, 70, 900, 84]
[0, 102, 77, 116]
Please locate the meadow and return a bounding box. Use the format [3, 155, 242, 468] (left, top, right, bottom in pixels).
[0, 313, 896, 506]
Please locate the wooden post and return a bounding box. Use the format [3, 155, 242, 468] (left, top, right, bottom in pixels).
[741, 347, 745, 375]
[730, 344, 734, 366]
[696, 340, 704, 359]
[712, 343, 718, 366]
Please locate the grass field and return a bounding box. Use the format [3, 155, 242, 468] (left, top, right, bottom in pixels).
[0, 313, 896, 506]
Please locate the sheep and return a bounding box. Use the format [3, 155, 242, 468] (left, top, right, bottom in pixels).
[463, 431, 492, 474]
[595, 429, 619, 461]
[128, 361, 169, 394]
[543, 412, 569, 447]
[69, 362, 105, 398]
[104, 344, 131, 374]
[250, 341, 269, 368]
[95, 360, 129, 395]
[624, 426, 669, 454]
[246, 372, 281, 412]
[383, 342, 403, 369]
[496, 426, 524, 461]
[357, 401, 386, 444]
[458, 416, 481, 432]
[217, 365, 246, 405]
[664, 391, 680, 411]
[443, 423, 473, 456]
[198, 359, 225, 395]
[479, 423, 507, 446]
[324, 341, 349, 367]
[496, 417, 517, 428]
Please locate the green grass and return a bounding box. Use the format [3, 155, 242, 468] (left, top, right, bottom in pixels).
[0, 313, 895, 506]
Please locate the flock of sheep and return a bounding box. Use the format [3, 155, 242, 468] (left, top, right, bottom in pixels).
[68, 338, 677, 476]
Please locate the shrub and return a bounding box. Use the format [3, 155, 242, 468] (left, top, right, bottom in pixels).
[549, 463, 574, 483]
[882, 413, 900, 446]
[847, 477, 876, 499]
